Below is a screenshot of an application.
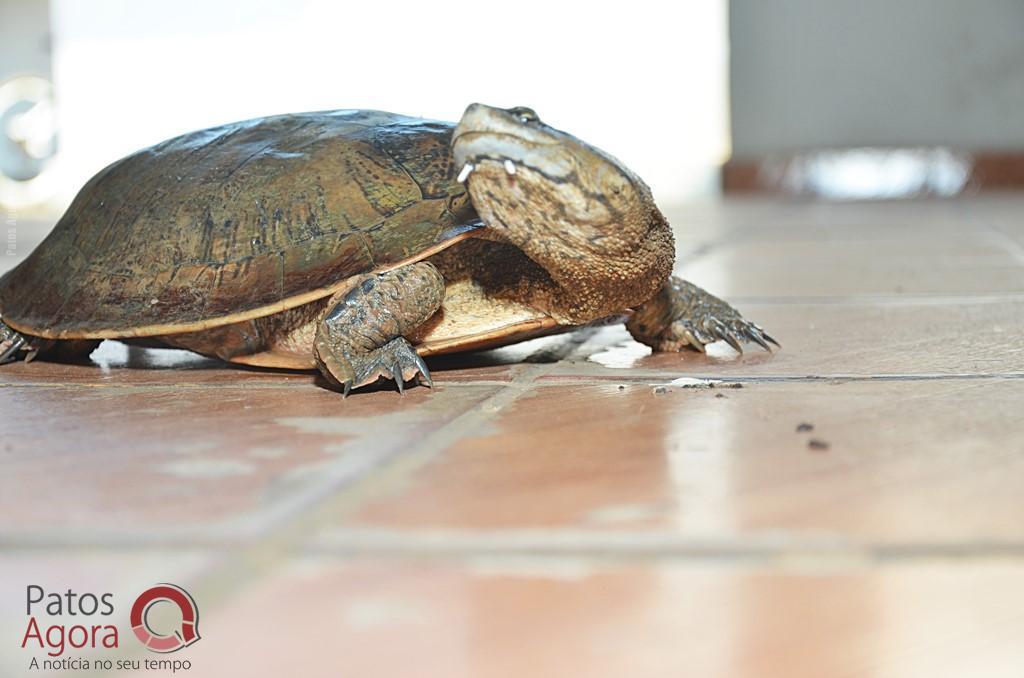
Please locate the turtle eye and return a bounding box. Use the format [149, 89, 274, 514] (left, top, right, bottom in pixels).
[508, 106, 540, 124]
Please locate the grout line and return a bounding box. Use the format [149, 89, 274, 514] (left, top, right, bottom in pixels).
[534, 372, 1024, 384]
[729, 293, 1024, 306]
[4, 371, 1022, 392]
[303, 529, 1024, 565]
[6, 529, 1024, 567]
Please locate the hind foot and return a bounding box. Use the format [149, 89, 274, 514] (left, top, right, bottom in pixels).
[627, 277, 779, 354]
[0, 318, 98, 364]
[0, 319, 52, 363]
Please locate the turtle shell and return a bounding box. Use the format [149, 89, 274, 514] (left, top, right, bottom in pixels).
[0, 110, 480, 339]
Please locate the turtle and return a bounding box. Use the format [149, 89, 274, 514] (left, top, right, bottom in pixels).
[0, 103, 776, 395]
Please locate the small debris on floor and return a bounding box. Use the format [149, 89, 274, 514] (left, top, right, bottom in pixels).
[652, 385, 670, 395]
[617, 385, 625, 391]
[669, 377, 722, 388]
[808, 438, 830, 451]
[651, 377, 744, 394]
[796, 422, 814, 432]
[715, 393, 727, 399]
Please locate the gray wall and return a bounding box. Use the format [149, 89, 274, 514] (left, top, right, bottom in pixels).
[729, 0, 1024, 156]
[0, 0, 51, 79]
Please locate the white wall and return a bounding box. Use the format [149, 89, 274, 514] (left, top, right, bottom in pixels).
[730, 0, 1024, 156]
[47, 0, 728, 208]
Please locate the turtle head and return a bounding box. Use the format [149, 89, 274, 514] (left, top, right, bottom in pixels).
[450, 103, 673, 323]
[451, 103, 653, 238]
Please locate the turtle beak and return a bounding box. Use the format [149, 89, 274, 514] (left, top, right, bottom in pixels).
[454, 103, 518, 141]
[452, 103, 564, 183]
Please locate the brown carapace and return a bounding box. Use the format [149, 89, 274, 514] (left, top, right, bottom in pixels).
[0, 104, 775, 394]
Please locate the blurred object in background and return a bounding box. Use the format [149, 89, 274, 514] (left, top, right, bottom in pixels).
[726, 0, 1024, 198]
[738, 147, 973, 200]
[0, 0, 58, 212]
[30, 0, 728, 217]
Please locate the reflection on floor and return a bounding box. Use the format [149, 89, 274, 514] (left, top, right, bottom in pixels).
[3, 197, 1024, 677]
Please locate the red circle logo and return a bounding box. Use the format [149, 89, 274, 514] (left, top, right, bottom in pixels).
[129, 584, 201, 653]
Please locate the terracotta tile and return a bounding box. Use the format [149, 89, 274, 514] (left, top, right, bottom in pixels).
[678, 237, 1024, 299]
[340, 380, 1024, 543]
[665, 199, 1009, 265]
[0, 383, 500, 541]
[665, 198, 1024, 297]
[176, 557, 1024, 678]
[423, 351, 523, 383]
[0, 340, 314, 388]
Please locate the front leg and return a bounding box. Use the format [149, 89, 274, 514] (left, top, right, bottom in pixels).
[314, 262, 444, 395]
[626, 277, 778, 354]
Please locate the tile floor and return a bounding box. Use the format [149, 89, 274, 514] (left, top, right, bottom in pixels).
[2, 197, 1023, 677]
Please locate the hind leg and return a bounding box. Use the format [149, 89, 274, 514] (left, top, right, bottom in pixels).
[0, 319, 98, 364]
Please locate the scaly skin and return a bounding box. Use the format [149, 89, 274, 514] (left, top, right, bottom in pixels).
[627, 277, 778, 353]
[452, 105, 675, 325]
[313, 262, 443, 395]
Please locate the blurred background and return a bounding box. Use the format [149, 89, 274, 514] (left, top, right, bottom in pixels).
[3, 0, 1024, 219]
[1, 0, 729, 215]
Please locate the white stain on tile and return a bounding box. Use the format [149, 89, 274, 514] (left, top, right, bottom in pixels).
[585, 502, 666, 525]
[157, 458, 255, 478]
[171, 440, 219, 455]
[340, 597, 430, 630]
[247, 446, 288, 459]
[466, 556, 595, 581]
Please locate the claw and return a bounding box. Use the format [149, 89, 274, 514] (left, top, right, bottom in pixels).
[745, 327, 770, 352]
[763, 332, 781, 348]
[413, 352, 433, 388]
[675, 322, 706, 353]
[747, 331, 772, 351]
[723, 332, 744, 354]
[721, 328, 744, 354]
[741, 324, 772, 351]
[707, 318, 743, 354]
[394, 361, 406, 395]
[0, 335, 26, 364]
